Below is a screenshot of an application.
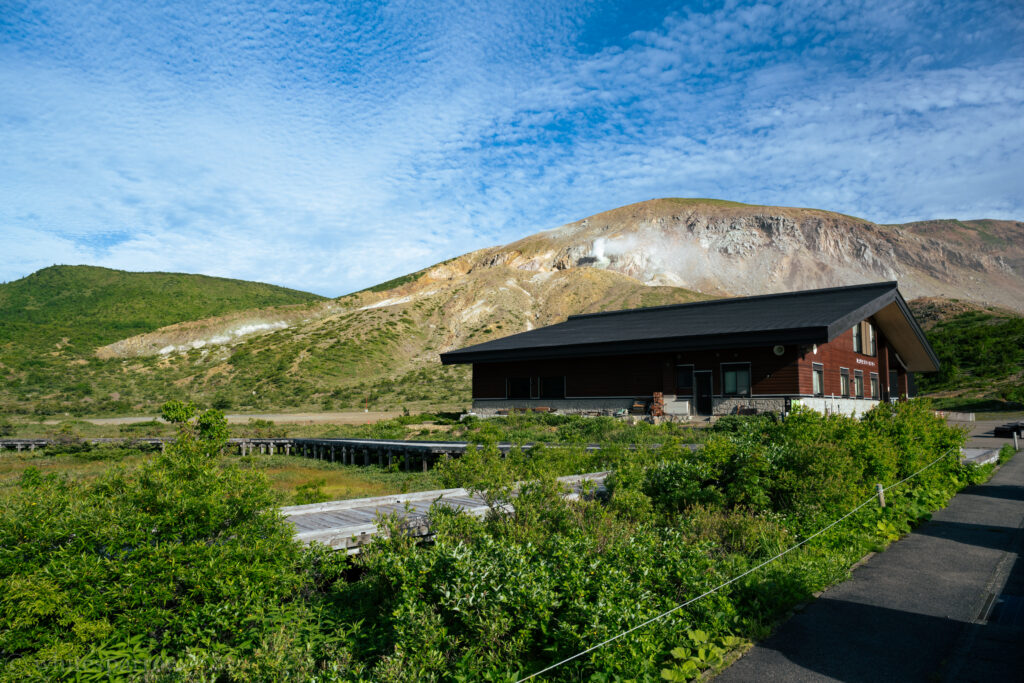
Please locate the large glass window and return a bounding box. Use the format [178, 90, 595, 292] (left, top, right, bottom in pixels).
[812, 363, 824, 397]
[870, 373, 879, 400]
[840, 368, 850, 398]
[722, 364, 751, 396]
[676, 365, 694, 396]
[867, 323, 877, 356]
[852, 324, 862, 353]
[854, 370, 864, 399]
[540, 376, 565, 400]
[889, 370, 899, 399]
[507, 377, 530, 399]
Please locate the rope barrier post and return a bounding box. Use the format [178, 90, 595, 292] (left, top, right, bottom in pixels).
[1015, 432, 1019, 451]
[876, 483, 886, 508]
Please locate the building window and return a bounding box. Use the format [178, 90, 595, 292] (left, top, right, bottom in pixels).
[507, 377, 530, 399]
[870, 373, 879, 400]
[852, 324, 862, 353]
[539, 376, 565, 400]
[676, 365, 694, 396]
[854, 370, 864, 399]
[889, 370, 899, 400]
[722, 363, 751, 397]
[812, 363, 824, 397]
[840, 368, 850, 398]
[867, 323, 877, 356]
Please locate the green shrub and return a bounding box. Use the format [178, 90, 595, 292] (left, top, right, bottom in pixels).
[294, 478, 330, 505]
[0, 404, 351, 680]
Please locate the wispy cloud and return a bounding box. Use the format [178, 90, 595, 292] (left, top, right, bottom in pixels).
[1, 0, 1022, 295]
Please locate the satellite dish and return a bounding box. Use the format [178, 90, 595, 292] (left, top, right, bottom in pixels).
[773, 345, 785, 356]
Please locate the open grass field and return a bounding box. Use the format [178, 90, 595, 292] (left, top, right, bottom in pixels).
[0, 446, 439, 505]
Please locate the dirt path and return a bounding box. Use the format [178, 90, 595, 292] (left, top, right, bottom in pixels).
[61, 411, 403, 426]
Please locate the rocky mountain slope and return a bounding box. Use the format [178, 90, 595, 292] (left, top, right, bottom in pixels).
[3, 199, 1022, 416]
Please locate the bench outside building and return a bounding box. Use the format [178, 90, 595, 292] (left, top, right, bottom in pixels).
[440, 281, 940, 419]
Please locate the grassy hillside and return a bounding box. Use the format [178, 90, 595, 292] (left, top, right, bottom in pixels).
[912, 299, 1024, 410]
[0, 265, 323, 353]
[0, 263, 705, 417]
[0, 266, 325, 416]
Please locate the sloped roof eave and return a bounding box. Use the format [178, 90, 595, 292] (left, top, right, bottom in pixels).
[440, 326, 830, 364]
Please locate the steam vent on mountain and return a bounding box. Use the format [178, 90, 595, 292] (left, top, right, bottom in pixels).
[440, 282, 939, 418]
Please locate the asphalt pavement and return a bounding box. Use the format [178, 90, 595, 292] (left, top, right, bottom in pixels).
[716, 442, 1024, 682]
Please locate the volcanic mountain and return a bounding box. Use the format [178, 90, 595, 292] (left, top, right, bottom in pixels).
[3, 198, 1021, 415]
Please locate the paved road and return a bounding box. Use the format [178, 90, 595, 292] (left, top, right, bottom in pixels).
[961, 418, 1021, 450]
[717, 448, 1024, 682]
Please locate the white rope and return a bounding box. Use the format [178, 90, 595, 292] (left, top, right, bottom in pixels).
[515, 447, 958, 682]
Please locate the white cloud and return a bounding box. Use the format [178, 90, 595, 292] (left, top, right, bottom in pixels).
[1, 0, 1021, 295]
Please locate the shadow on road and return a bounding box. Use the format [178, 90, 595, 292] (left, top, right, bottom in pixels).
[914, 519, 1020, 552]
[954, 484, 1024, 502]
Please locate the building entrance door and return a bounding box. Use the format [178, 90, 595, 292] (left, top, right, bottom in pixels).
[695, 371, 713, 415]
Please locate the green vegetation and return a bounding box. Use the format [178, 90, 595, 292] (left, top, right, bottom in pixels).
[0, 436, 440, 507]
[0, 265, 322, 352]
[918, 309, 1024, 410]
[664, 198, 870, 223]
[361, 270, 426, 293]
[1, 400, 996, 680]
[667, 198, 753, 208]
[0, 265, 325, 416]
[0, 286, 472, 417]
[291, 411, 704, 446]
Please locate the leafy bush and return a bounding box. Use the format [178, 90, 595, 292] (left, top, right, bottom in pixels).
[0, 403, 351, 680]
[294, 478, 330, 505]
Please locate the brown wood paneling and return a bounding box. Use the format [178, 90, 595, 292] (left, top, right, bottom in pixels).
[473, 345, 809, 399]
[796, 319, 889, 397]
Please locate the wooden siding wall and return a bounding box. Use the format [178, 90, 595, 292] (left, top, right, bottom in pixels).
[472, 346, 804, 398]
[472, 354, 664, 398]
[470, 315, 912, 400]
[793, 318, 907, 398]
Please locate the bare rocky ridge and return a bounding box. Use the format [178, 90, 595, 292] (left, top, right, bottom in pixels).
[453, 198, 1022, 308]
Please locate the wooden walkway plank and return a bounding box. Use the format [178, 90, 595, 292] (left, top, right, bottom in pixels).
[283, 471, 609, 553]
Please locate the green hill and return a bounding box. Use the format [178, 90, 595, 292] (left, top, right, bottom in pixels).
[909, 298, 1024, 412]
[913, 304, 1024, 410]
[0, 265, 323, 354]
[0, 266, 324, 416]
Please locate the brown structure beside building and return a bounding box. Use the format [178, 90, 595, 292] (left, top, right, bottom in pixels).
[440, 282, 939, 418]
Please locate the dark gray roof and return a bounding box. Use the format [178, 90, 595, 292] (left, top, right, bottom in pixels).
[440, 281, 939, 370]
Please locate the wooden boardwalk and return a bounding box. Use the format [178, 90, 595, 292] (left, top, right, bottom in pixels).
[281, 471, 609, 553]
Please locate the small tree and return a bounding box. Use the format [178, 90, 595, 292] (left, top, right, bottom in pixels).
[160, 400, 229, 456]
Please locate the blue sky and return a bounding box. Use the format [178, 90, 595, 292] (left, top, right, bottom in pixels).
[2, 0, 1022, 296]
